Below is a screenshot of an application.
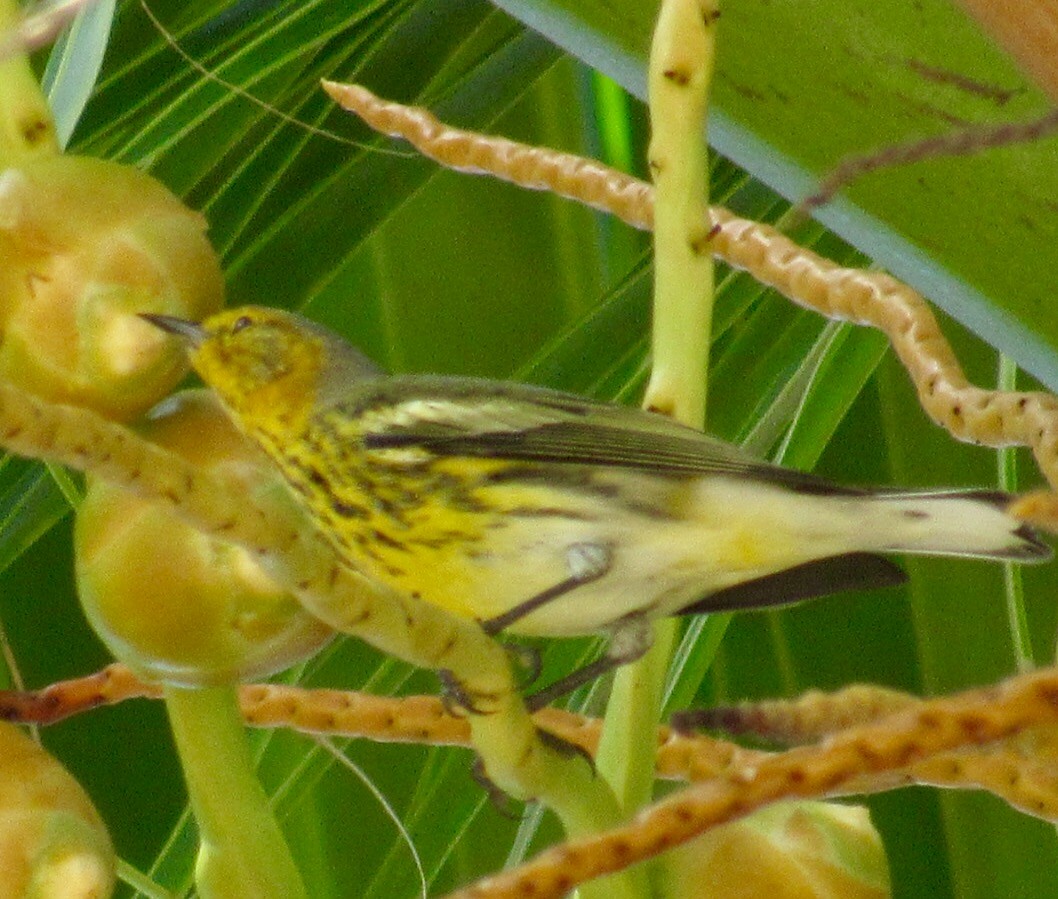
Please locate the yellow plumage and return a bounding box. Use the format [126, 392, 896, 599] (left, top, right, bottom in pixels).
[143, 306, 1052, 642]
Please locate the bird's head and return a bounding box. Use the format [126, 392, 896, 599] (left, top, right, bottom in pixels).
[142, 306, 382, 433]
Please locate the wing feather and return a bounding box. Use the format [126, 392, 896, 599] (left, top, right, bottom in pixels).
[328, 375, 860, 496]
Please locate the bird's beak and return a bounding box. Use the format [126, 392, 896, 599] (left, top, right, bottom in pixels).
[139, 314, 207, 348]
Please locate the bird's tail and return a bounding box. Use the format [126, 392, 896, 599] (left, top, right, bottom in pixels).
[872, 490, 1051, 562]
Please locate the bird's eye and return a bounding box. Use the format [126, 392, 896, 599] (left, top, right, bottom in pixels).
[231, 316, 253, 334]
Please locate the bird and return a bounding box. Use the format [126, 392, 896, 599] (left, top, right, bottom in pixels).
[142, 306, 1051, 679]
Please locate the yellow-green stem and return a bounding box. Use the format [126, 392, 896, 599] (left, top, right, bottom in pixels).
[0, 0, 58, 167]
[163, 685, 308, 899]
[467, 690, 644, 899]
[596, 619, 678, 814]
[595, 1, 717, 896]
[642, 0, 716, 431]
[997, 354, 1033, 672]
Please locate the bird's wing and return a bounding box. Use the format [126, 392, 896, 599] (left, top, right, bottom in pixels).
[331, 375, 861, 496]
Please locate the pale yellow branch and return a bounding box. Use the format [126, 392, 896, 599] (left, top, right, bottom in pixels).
[591, 0, 718, 846]
[642, 0, 716, 426]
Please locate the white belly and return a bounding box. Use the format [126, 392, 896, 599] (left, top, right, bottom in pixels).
[468, 477, 868, 637]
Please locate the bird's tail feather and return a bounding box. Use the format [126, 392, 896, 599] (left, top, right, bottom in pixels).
[873, 489, 1051, 562]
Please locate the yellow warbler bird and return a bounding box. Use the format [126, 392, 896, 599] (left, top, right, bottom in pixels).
[144, 306, 1050, 653]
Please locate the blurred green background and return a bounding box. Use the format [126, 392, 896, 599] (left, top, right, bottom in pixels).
[3, 0, 1058, 895]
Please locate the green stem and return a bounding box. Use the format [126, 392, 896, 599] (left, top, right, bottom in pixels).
[595, 619, 678, 815]
[0, 0, 59, 167]
[641, 0, 717, 429]
[467, 690, 646, 899]
[997, 354, 1034, 672]
[595, 2, 718, 895]
[579, 631, 668, 899]
[163, 685, 308, 899]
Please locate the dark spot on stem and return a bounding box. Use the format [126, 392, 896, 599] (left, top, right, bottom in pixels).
[663, 68, 691, 86]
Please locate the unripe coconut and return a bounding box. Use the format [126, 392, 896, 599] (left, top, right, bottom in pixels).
[0, 156, 224, 420]
[662, 800, 891, 899]
[0, 721, 115, 898]
[75, 390, 334, 686]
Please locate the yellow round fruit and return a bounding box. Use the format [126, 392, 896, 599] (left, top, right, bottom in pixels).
[0, 721, 115, 898]
[662, 801, 891, 899]
[0, 156, 224, 420]
[75, 390, 334, 685]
